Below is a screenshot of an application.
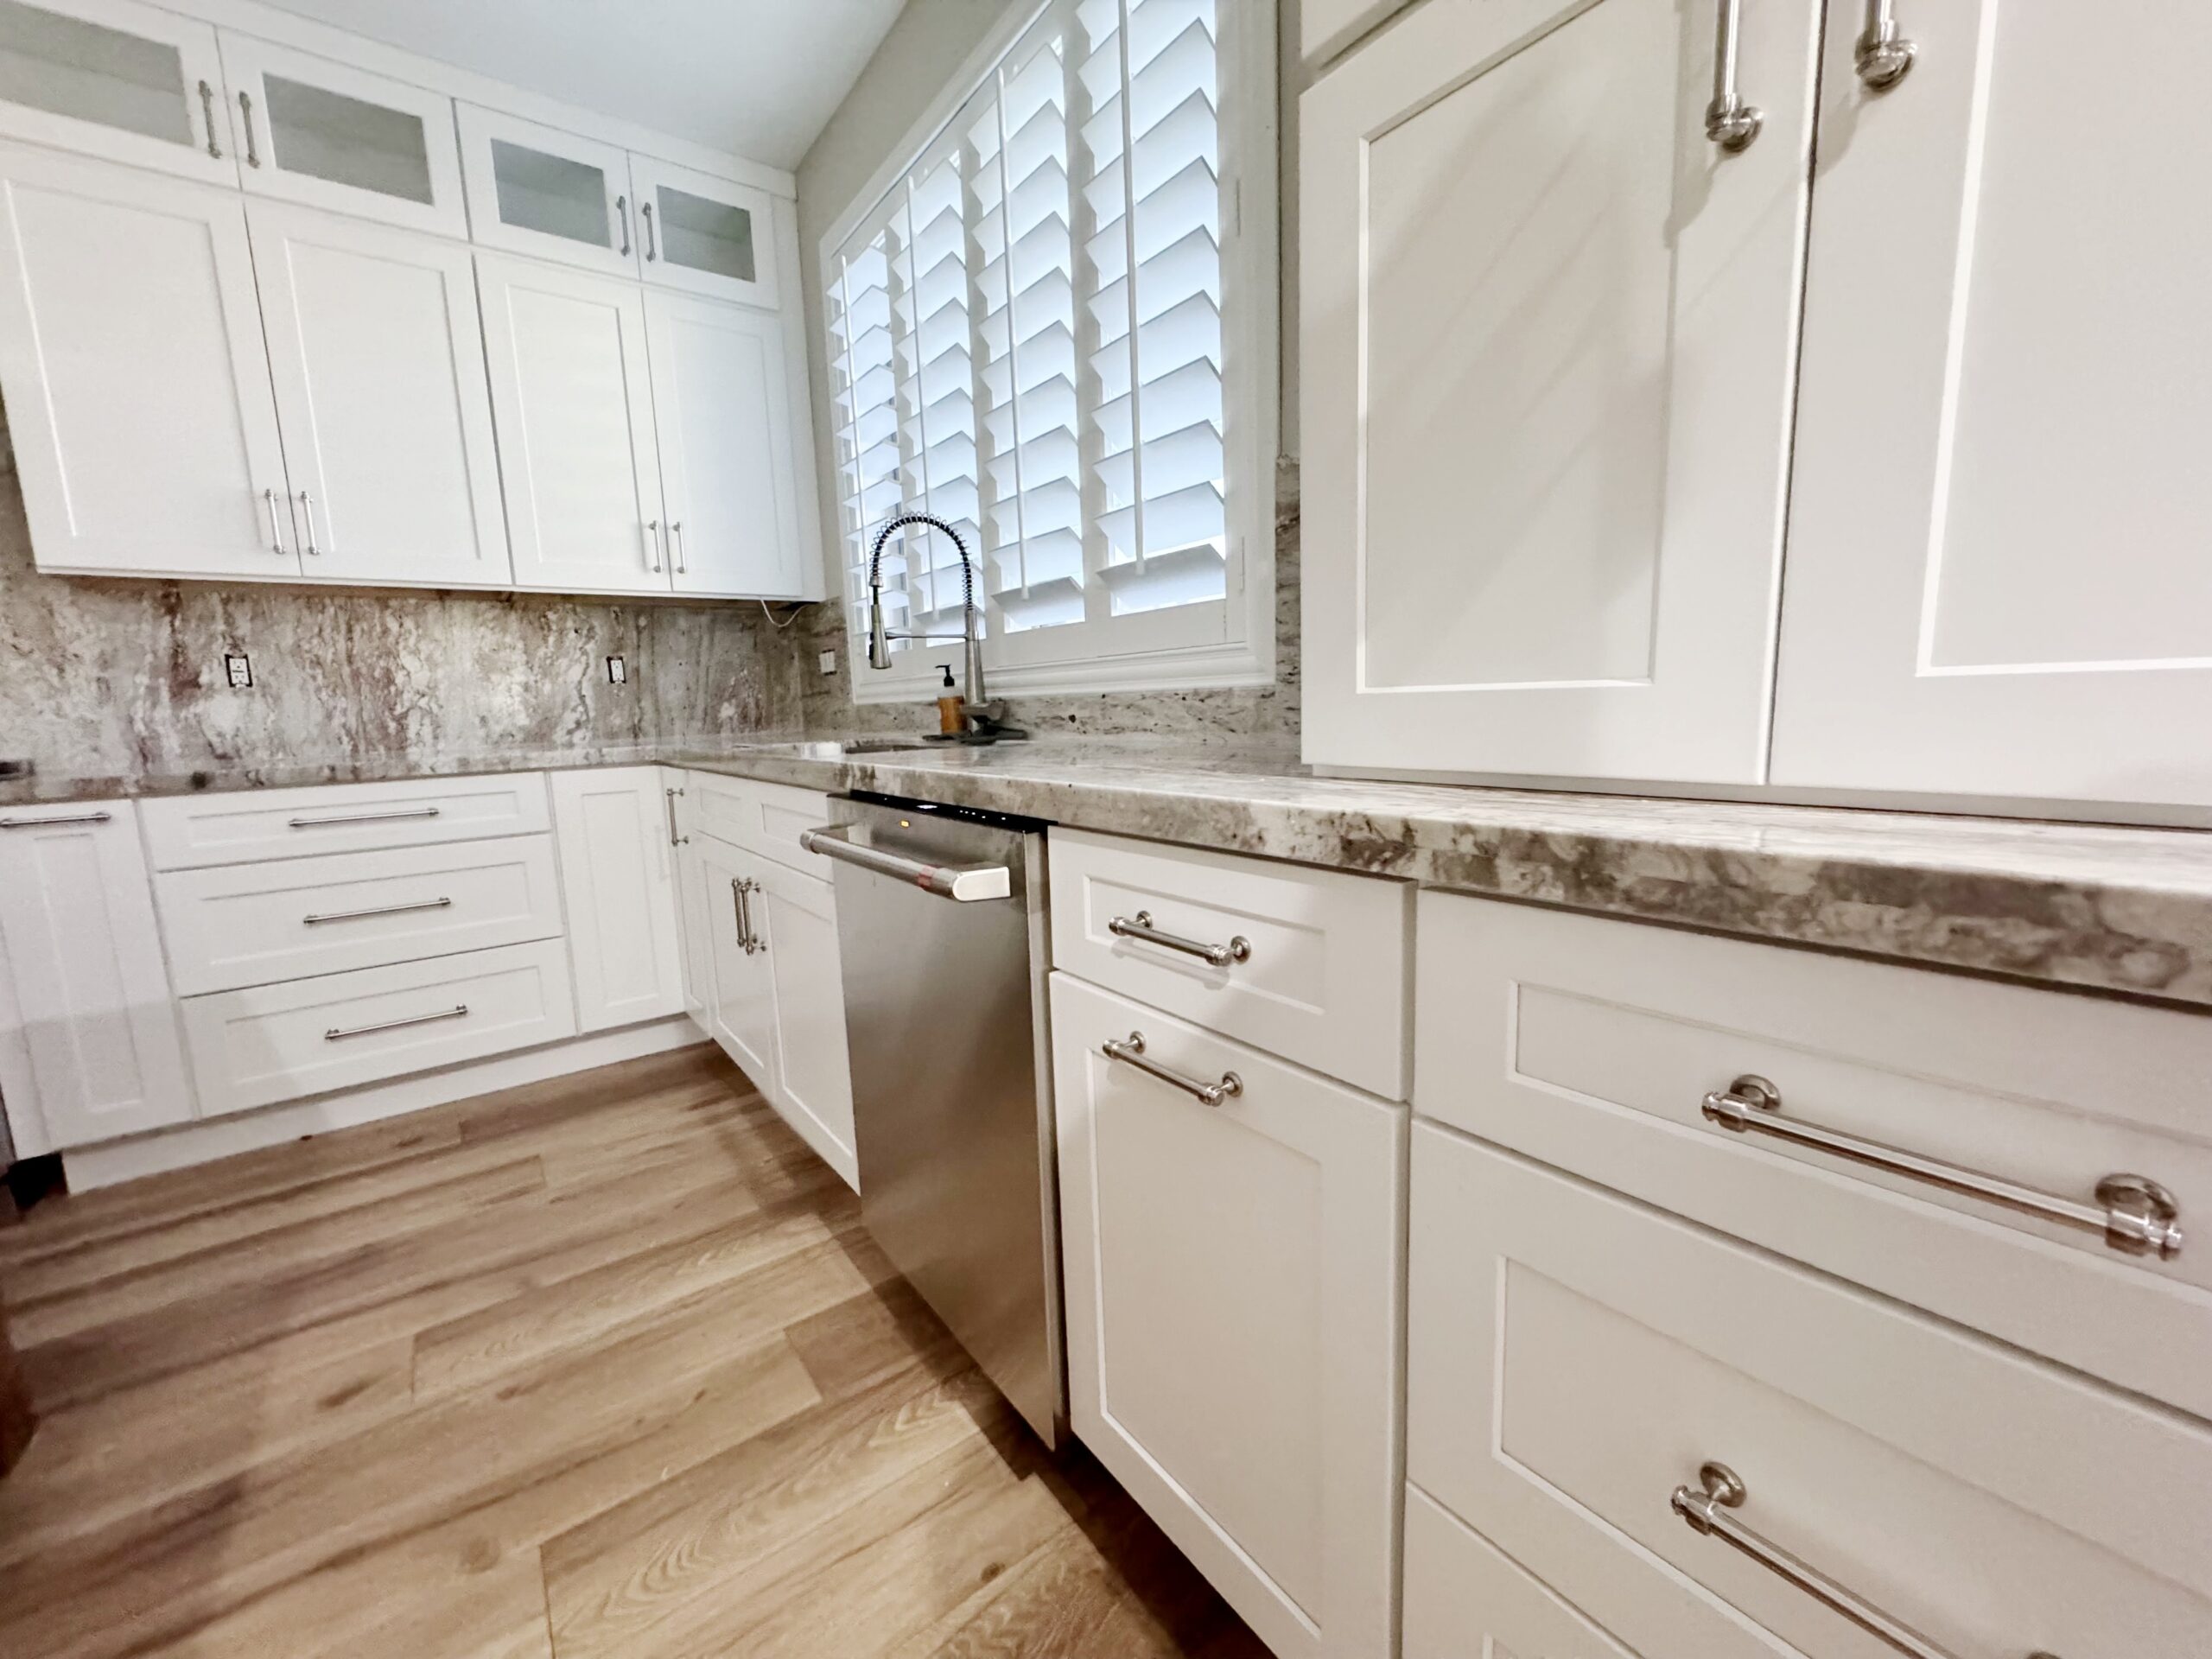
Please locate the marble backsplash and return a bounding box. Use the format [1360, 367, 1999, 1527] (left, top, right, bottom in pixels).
[0, 412, 810, 786]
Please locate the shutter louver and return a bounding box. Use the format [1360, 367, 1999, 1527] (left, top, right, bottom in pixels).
[830, 0, 1241, 683]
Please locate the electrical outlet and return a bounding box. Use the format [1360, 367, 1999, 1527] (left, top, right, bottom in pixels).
[818, 649, 838, 676]
[223, 652, 253, 689]
[606, 655, 626, 684]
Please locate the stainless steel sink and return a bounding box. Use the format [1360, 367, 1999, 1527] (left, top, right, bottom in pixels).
[837, 737, 938, 755]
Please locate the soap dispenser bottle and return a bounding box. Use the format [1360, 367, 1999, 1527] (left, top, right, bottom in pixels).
[934, 663, 966, 736]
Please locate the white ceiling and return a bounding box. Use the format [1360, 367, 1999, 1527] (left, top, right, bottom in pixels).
[260, 0, 907, 169]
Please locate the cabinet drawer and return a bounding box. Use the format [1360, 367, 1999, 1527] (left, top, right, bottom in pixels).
[1410, 1127, 2212, 1659]
[687, 770, 833, 879]
[179, 940, 577, 1115]
[142, 775, 552, 868]
[1050, 828, 1410, 1098]
[1403, 1487, 1633, 1659]
[1415, 892, 2212, 1421]
[1052, 972, 1404, 1659]
[156, 836, 564, 995]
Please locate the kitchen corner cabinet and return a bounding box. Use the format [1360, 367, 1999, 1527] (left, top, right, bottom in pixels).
[1771, 2, 2212, 811]
[1301, 0, 1818, 787]
[0, 802, 194, 1150]
[1051, 972, 1403, 1659]
[693, 831, 778, 1095]
[550, 768, 685, 1033]
[0, 140, 293, 577]
[250, 200, 511, 587]
[0, 0, 232, 183]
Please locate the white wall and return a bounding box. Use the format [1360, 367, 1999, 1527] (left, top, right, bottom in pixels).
[793, 0, 1303, 598]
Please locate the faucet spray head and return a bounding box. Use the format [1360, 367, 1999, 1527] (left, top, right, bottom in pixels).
[867, 589, 893, 671]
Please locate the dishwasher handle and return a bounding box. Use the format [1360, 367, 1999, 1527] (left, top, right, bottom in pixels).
[799, 825, 1013, 902]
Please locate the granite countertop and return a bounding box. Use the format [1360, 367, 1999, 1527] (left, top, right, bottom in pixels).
[9, 736, 2212, 1012]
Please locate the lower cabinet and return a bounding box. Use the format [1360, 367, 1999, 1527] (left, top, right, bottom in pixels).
[692, 831, 779, 1091]
[1402, 1488, 1633, 1659]
[0, 801, 194, 1151]
[750, 855, 856, 1187]
[550, 766, 685, 1033]
[1050, 971, 1404, 1659]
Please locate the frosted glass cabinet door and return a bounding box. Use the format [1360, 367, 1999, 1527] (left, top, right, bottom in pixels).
[477, 252, 670, 594]
[645, 290, 805, 597]
[1773, 3, 2212, 815]
[631, 154, 778, 310]
[0, 0, 233, 182]
[455, 105, 640, 280]
[0, 142, 296, 577]
[219, 32, 465, 238]
[1300, 0, 1819, 786]
[250, 201, 511, 588]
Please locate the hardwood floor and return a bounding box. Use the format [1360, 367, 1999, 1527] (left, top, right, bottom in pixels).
[0, 1046, 1271, 1659]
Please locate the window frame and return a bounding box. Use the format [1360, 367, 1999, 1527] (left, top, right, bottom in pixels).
[819, 0, 1279, 703]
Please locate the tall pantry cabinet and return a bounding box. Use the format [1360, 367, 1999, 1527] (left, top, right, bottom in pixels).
[1303, 0, 2212, 819]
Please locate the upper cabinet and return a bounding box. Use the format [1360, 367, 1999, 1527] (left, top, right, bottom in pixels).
[0, 0, 232, 183]
[1301, 0, 1819, 787]
[630, 155, 777, 310]
[1770, 1, 2212, 814]
[216, 34, 465, 237]
[0, 140, 295, 577]
[456, 103, 639, 279]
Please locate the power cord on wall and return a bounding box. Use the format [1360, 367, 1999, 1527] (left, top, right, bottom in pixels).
[757, 601, 808, 631]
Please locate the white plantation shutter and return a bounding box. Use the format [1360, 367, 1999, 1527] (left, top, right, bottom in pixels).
[824, 0, 1273, 696]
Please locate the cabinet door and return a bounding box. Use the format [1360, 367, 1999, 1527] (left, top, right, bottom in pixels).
[1774, 4, 2212, 815]
[1051, 972, 1404, 1659]
[250, 200, 510, 588]
[630, 154, 778, 310]
[456, 103, 639, 280]
[0, 0, 232, 182]
[0, 143, 296, 577]
[667, 773, 711, 1024]
[477, 251, 671, 595]
[753, 858, 855, 1189]
[695, 836, 776, 1094]
[550, 768, 685, 1034]
[1301, 0, 1819, 785]
[218, 33, 464, 238]
[0, 804, 194, 1147]
[645, 289, 806, 598]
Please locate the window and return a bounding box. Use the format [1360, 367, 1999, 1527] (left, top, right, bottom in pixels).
[822, 0, 1276, 699]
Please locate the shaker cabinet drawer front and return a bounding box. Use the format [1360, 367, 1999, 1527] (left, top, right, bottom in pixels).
[142, 775, 552, 868]
[156, 836, 564, 995]
[1049, 828, 1411, 1099]
[1409, 1128, 2212, 1659]
[180, 939, 577, 1115]
[1403, 1487, 1635, 1659]
[1415, 892, 2212, 1421]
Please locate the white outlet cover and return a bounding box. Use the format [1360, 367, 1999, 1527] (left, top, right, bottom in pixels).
[818, 649, 838, 675]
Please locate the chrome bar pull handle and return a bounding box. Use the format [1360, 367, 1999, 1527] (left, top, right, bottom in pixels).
[238, 90, 261, 168]
[1856, 0, 1916, 90]
[296, 489, 320, 556]
[289, 805, 442, 829]
[615, 193, 632, 256]
[1704, 0, 1763, 151]
[325, 1004, 467, 1042]
[198, 79, 222, 158]
[1, 811, 112, 830]
[263, 487, 289, 556]
[731, 876, 764, 955]
[670, 520, 688, 575]
[302, 896, 451, 926]
[799, 826, 1012, 902]
[644, 519, 664, 573]
[1101, 1033, 1242, 1108]
[1107, 910, 1250, 968]
[664, 786, 686, 848]
[1704, 1077, 2183, 1259]
[640, 199, 657, 261]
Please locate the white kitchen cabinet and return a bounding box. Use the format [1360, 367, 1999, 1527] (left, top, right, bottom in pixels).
[630, 153, 776, 310]
[751, 855, 855, 1188]
[478, 251, 671, 596]
[217, 32, 464, 238]
[667, 774, 711, 1025]
[249, 200, 511, 588]
[549, 767, 685, 1034]
[1051, 972, 1403, 1659]
[455, 103, 640, 280]
[1773, 3, 2212, 813]
[1301, 0, 1819, 786]
[694, 833, 777, 1096]
[0, 802, 194, 1147]
[0, 0, 234, 182]
[0, 141, 296, 577]
[645, 289, 806, 598]
[1403, 1489, 1636, 1659]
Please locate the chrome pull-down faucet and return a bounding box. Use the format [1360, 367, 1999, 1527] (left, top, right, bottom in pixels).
[865, 512, 1024, 742]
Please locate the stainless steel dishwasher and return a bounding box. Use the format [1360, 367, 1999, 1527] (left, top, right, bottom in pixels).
[798, 794, 1064, 1447]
